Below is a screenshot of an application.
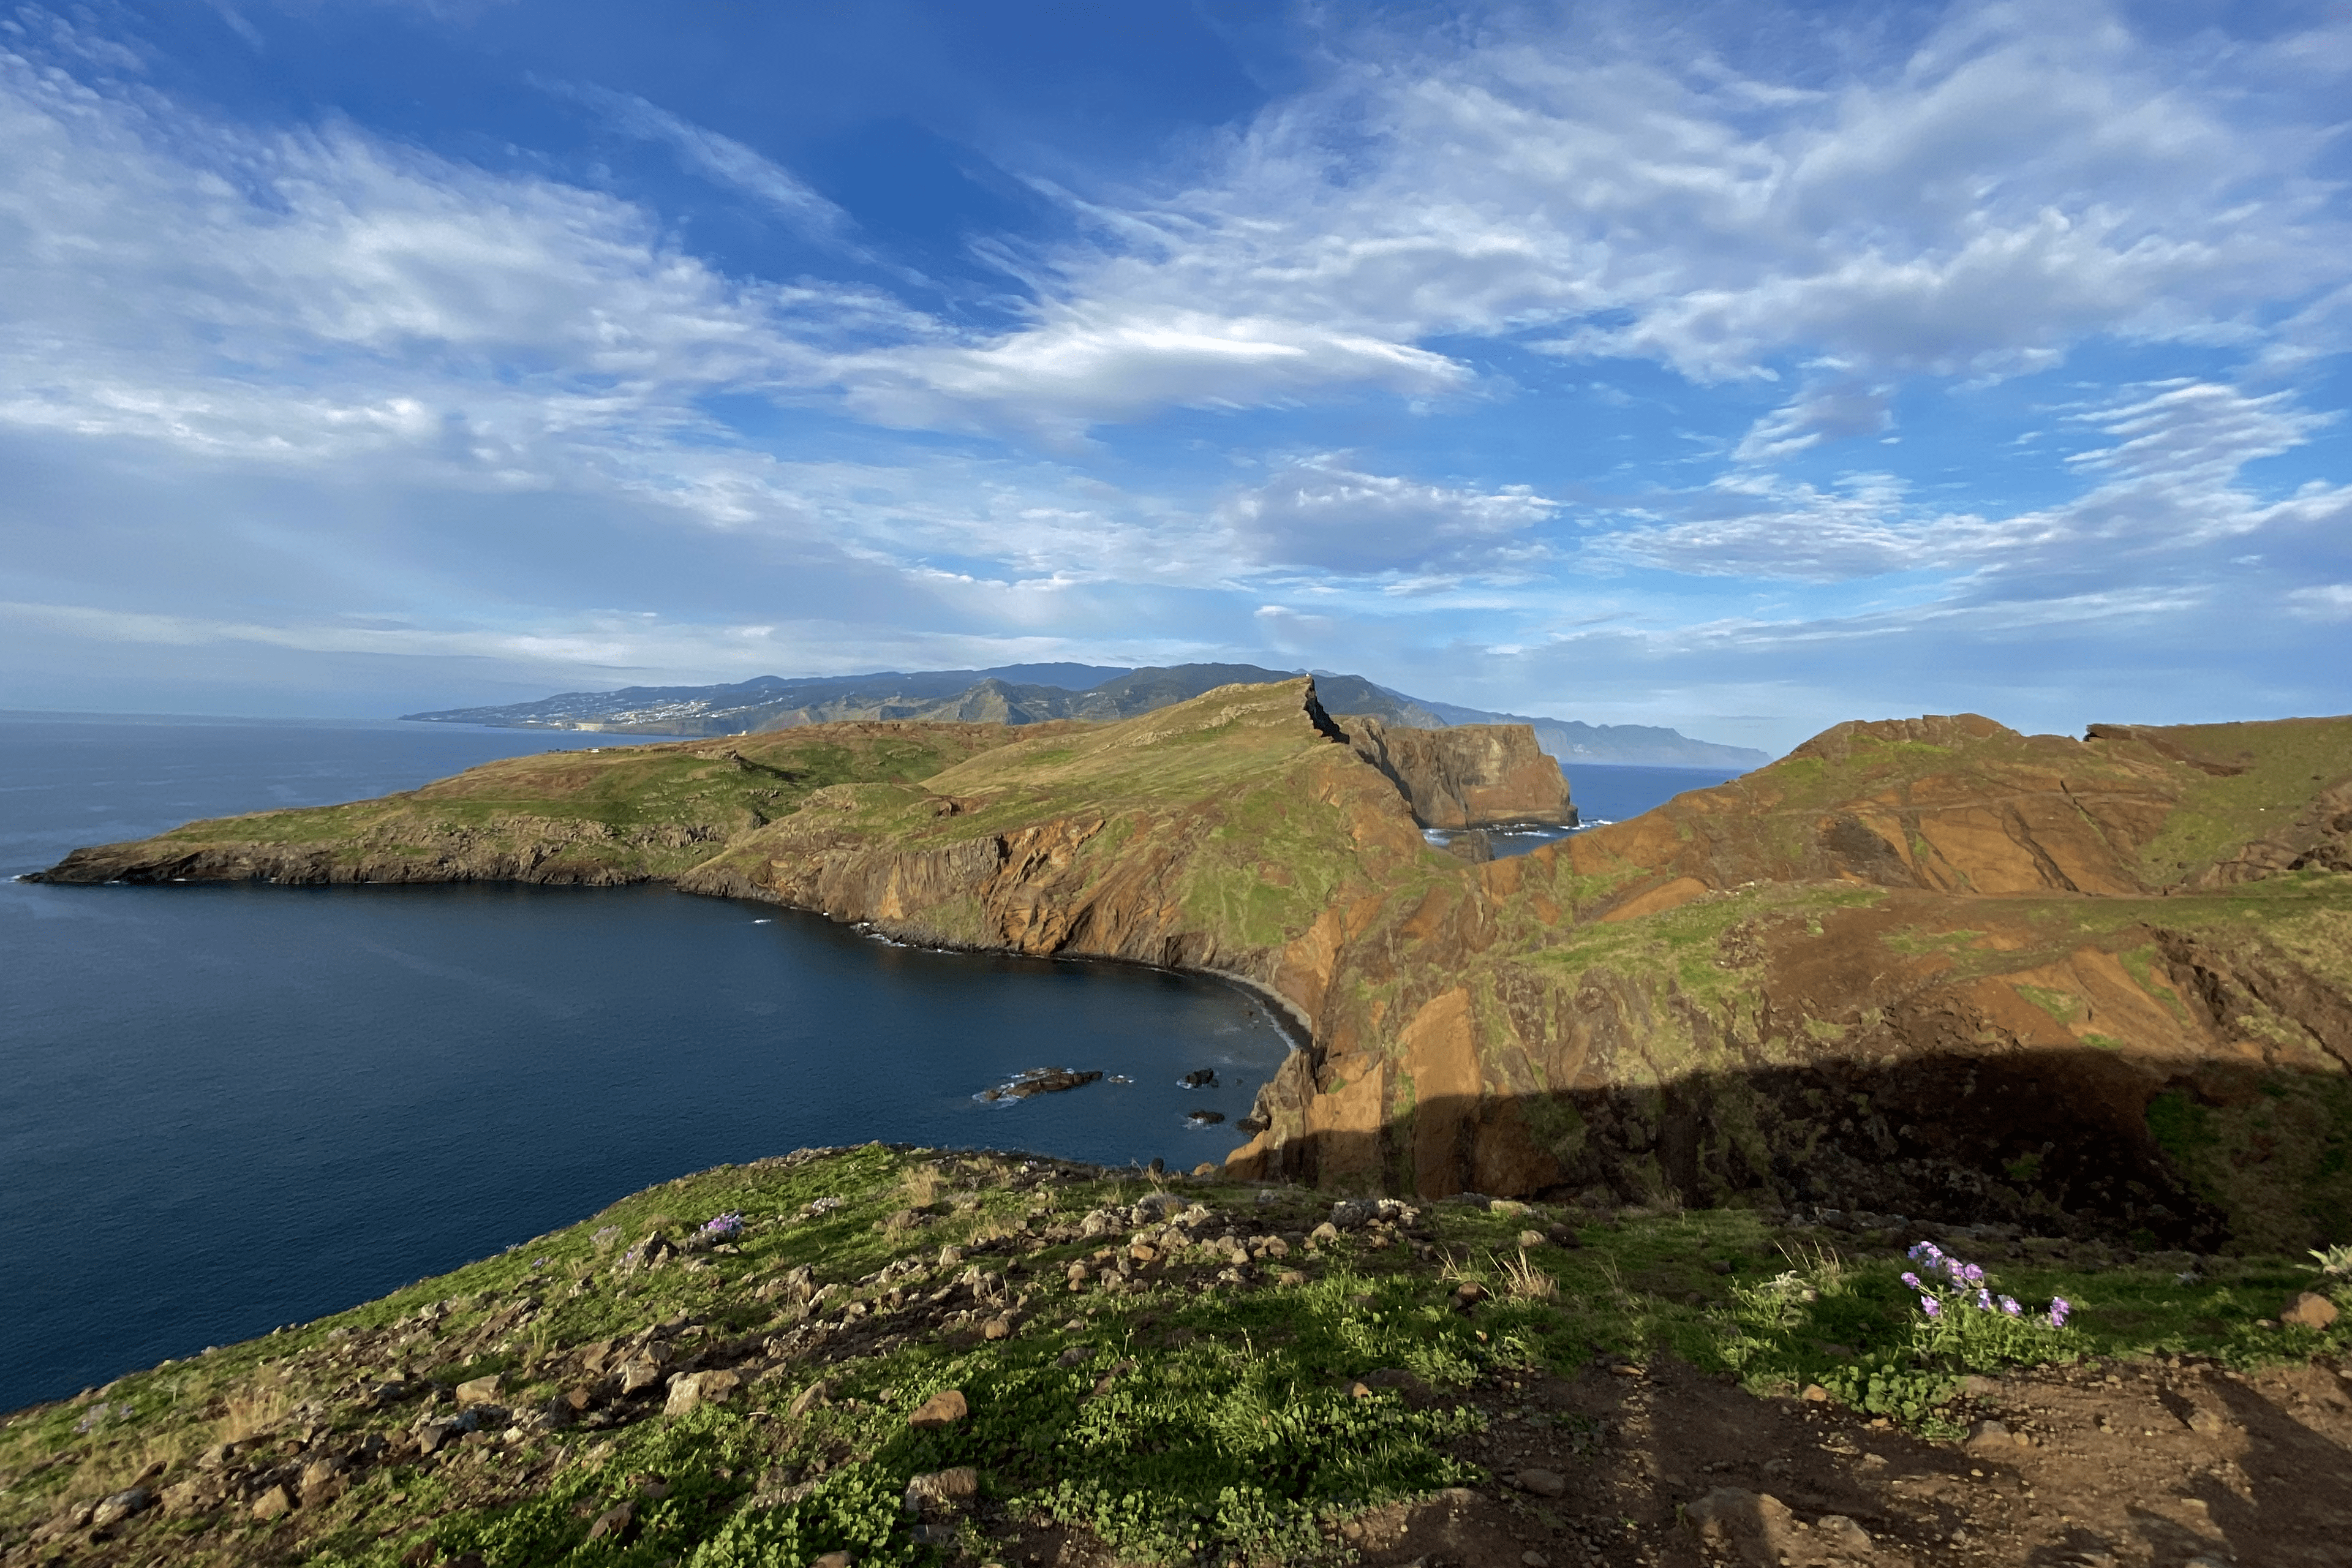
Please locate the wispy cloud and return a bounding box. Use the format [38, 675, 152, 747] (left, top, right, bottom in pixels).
[832, 2, 2351, 430]
[1600, 380, 2352, 584]
[538, 79, 850, 238]
[1215, 454, 1555, 575]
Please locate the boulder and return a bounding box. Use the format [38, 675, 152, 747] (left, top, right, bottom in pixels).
[909, 1388, 968, 1429]
[2283, 1291, 2340, 1330]
[299, 1457, 346, 1506]
[903, 1466, 979, 1517]
[1513, 1468, 1567, 1498]
[251, 1485, 294, 1522]
[1964, 1419, 2013, 1453]
[454, 1374, 503, 1407]
[1815, 1515, 1875, 1555]
[89, 1488, 153, 1529]
[1684, 1488, 1796, 1568]
[665, 1369, 742, 1417]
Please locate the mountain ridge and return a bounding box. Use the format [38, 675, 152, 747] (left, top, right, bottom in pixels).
[401, 662, 1771, 770]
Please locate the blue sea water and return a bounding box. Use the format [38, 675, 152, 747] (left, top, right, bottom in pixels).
[0, 717, 1744, 1410]
[1563, 763, 1749, 827]
[0, 714, 1296, 1409]
[1419, 763, 1751, 860]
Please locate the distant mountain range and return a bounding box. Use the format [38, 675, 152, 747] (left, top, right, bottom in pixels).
[400, 663, 1772, 769]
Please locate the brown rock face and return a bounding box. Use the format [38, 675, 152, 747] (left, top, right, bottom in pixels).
[1338, 717, 1576, 829]
[1234, 710, 2352, 1248]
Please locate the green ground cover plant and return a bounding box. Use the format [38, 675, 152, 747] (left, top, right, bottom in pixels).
[13, 1146, 2346, 1568]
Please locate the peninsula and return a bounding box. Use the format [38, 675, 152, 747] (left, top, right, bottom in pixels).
[15, 679, 2352, 1567]
[34, 679, 2352, 1254]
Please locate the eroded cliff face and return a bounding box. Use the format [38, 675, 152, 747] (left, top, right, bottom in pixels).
[1336, 717, 1576, 830]
[676, 680, 1439, 1014]
[1227, 712, 2352, 1250]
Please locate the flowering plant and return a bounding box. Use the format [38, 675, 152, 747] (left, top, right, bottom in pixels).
[1902, 1240, 2072, 1362]
[701, 1212, 745, 1242]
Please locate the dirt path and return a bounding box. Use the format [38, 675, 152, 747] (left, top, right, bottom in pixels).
[1291, 1356, 2352, 1568]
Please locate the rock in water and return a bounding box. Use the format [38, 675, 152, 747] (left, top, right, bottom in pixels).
[1181, 1069, 1218, 1088]
[1186, 1109, 1226, 1126]
[981, 1068, 1102, 1101]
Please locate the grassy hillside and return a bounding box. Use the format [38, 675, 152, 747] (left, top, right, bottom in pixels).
[33, 723, 1066, 886]
[7, 1145, 2346, 1568]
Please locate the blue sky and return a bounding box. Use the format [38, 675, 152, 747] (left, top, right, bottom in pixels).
[1, 0, 2346, 753]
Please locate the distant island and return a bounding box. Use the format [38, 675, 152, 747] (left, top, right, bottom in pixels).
[399, 662, 1774, 771]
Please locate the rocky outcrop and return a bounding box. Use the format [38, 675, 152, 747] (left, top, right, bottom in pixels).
[1336, 717, 1575, 830]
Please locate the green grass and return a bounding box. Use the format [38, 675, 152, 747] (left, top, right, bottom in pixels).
[2132, 715, 2352, 886]
[10, 1147, 2351, 1568]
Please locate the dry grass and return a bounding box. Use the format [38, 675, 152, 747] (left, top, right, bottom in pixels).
[964, 1211, 1027, 1248]
[900, 1166, 943, 1210]
[214, 1384, 290, 1446]
[1498, 1249, 1559, 1303]
[1434, 1248, 1486, 1291]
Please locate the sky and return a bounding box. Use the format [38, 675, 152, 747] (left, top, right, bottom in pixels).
[1, 1, 2347, 754]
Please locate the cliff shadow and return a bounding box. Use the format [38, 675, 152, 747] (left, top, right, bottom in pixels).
[1240, 1045, 2352, 1252]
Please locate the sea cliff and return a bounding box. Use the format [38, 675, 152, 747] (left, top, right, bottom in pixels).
[33, 682, 2352, 1253]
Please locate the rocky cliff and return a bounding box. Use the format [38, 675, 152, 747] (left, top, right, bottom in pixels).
[34, 690, 2352, 1250]
[1227, 709, 2352, 1251]
[1336, 717, 1575, 830]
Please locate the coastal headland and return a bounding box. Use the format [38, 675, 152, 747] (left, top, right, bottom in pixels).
[34, 678, 2352, 1254]
[15, 680, 2352, 1565]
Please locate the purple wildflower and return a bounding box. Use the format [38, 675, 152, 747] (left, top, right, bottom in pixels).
[1962, 1263, 1986, 1283]
[2048, 1297, 2071, 1329]
[2000, 1296, 2022, 1317]
[700, 1212, 745, 1241]
[1976, 1287, 1994, 1311]
[1921, 1295, 1941, 1317]
[1901, 1271, 1923, 1289]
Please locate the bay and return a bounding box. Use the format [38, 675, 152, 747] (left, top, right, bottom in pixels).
[0, 714, 1291, 1409]
[0, 715, 1742, 1410]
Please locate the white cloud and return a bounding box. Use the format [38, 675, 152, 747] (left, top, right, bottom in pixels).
[1215, 454, 1555, 575]
[1734, 380, 1895, 463]
[540, 80, 849, 239]
[836, 2, 2350, 429]
[1604, 380, 2352, 582]
[2287, 584, 2352, 620]
[835, 311, 1467, 441]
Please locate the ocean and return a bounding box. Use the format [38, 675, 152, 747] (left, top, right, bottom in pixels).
[0, 715, 1747, 1409]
